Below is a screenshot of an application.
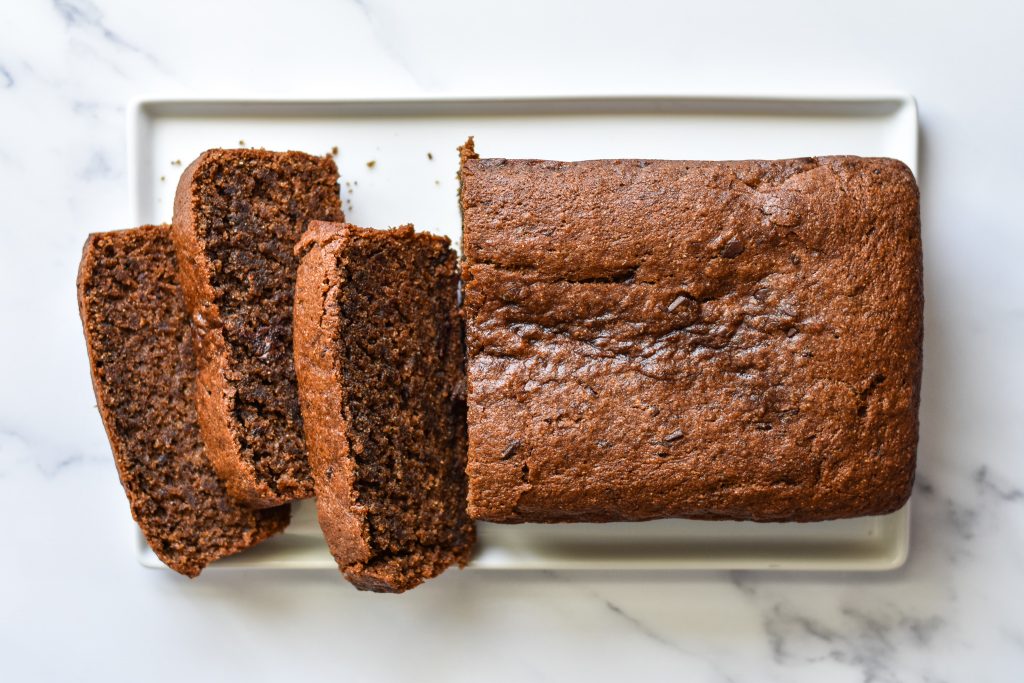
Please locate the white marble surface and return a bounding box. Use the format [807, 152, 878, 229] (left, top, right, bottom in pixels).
[1, 0, 1022, 680]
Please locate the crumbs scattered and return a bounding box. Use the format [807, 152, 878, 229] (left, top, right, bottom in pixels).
[171, 159, 181, 166]
[435, 180, 440, 186]
[238, 139, 245, 146]
[427, 152, 433, 160]
[331, 146, 339, 156]
[366, 160, 376, 169]
[160, 175, 165, 182]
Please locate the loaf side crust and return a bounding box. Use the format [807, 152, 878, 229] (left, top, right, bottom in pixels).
[292, 222, 370, 568]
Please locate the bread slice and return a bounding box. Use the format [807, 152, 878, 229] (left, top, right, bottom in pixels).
[293, 222, 474, 592]
[172, 149, 344, 507]
[78, 225, 289, 577]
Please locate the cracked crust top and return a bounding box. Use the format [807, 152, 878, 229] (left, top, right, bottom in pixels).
[460, 147, 922, 523]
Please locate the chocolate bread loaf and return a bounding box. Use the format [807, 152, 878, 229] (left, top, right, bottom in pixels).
[459, 138, 923, 523]
[172, 149, 343, 507]
[293, 222, 474, 592]
[78, 225, 289, 577]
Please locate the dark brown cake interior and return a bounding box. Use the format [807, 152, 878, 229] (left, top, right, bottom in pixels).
[78, 225, 289, 577]
[190, 152, 343, 498]
[337, 228, 473, 590]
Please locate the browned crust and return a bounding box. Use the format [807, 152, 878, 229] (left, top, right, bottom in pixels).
[458, 135, 478, 167]
[293, 221, 370, 567]
[171, 153, 261, 505]
[77, 225, 289, 577]
[460, 142, 923, 523]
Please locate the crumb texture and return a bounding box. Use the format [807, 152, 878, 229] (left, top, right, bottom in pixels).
[77, 225, 289, 577]
[173, 149, 343, 505]
[461, 153, 923, 523]
[294, 222, 474, 592]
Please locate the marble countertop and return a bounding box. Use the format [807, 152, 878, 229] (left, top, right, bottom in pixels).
[2, 0, 1022, 680]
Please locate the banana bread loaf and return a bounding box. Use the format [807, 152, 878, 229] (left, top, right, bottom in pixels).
[293, 222, 474, 592]
[78, 225, 289, 577]
[172, 149, 343, 507]
[459, 138, 923, 523]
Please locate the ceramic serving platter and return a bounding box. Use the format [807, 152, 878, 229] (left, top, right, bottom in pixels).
[130, 94, 916, 572]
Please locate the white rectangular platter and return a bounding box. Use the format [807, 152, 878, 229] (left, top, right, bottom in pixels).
[131, 94, 916, 571]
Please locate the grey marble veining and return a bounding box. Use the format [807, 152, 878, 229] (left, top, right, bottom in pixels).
[52, 0, 159, 65]
[1, 0, 1023, 681]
